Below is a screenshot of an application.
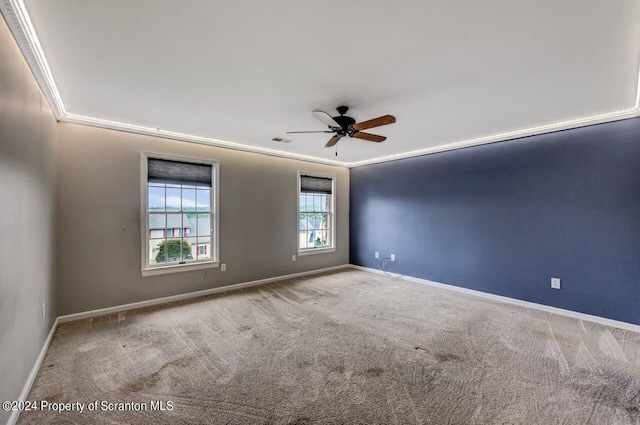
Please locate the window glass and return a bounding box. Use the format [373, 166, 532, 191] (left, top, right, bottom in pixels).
[148, 186, 165, 211]
[197, 189, 210, 212]
[197, 237, 211, 260]
[166, 188, 181, 211]
[182, 188, 196, 212]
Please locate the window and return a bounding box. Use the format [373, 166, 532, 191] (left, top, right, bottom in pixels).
[298, 172, 335, 255]
[142, 153, 219, 276]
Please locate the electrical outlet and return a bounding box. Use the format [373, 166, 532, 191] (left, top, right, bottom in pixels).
[551, 277, 561, 289]
[374, 251, 379, 259]
[292, 254, 296, 262]
[221, 263, 227, 272]
[42, 303, 46, 320]
[390, 254, 396, 262]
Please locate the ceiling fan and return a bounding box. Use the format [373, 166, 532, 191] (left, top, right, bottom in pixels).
[287, 106, 396, 147]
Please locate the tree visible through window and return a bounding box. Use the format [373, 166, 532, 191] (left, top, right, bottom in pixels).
[155, 239, 192, 263]
[298, 174, 334, 252]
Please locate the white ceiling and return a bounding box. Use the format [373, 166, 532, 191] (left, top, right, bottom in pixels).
[7, 0, 640, 165]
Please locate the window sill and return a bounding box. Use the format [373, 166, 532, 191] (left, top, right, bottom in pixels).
[141, 260, 219, 277]
[297, 247, 336, 257]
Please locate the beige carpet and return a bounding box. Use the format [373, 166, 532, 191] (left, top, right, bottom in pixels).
[17, 269, 640, 424]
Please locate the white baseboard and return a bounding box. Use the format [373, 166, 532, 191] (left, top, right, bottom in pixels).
[7, 317, 60, 425]
[58, 264, 350, 323]
[350, 265, 640, 333]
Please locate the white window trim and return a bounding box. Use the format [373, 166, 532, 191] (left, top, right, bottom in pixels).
[297, 171, 336, 256]
[140, 151, 220, 277]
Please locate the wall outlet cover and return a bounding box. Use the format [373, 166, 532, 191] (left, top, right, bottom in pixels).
[221, 263, 227, 272]
[375, 251, 379, 259]
[551, 277, 561, 289]
[292, 255, 296, 262]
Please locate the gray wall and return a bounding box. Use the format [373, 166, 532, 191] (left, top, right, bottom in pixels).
[0, 15, 57, 425]
[55, 123, 349, 315]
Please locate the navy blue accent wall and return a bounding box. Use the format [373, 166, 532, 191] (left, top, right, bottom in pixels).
[350, 118, 640, 325]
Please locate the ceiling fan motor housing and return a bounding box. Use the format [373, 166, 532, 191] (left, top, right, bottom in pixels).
[336, 106, 349, 115]
[328, 105, 355, 135]
[331, 114, 356, 131]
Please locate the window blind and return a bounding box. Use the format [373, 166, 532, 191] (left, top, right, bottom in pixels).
[148, 158, 212, 187]
[300, 175, 332, 194]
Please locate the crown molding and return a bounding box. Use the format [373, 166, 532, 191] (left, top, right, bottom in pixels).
[61, 113, 348, 166]
[2, 0, 639, 169]
[347, 107, 640, 168]
[1, 0, 65, 118]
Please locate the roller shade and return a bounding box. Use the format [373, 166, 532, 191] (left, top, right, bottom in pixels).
[300, 175, 332, 194]
[148, 158, 212, 187]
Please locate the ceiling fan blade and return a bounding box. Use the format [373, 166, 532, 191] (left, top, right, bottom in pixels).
[325, 135, 342, 147]
[313, 110, 343, 128]
[352, 115, 396, 131]
[286, 130, 334, 134]
[353, 132, 386, 143]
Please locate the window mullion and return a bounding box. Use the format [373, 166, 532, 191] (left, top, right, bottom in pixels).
[194, 189, 197, 260]
[180, 185, 183, 263]
[163, 185, 167, 264]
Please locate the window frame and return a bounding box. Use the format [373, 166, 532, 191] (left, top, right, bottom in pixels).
[297, 171, 336, 256]
[140, 152, 220, 276]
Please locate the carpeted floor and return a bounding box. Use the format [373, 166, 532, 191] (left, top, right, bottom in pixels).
[17, 269, 640, 424]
